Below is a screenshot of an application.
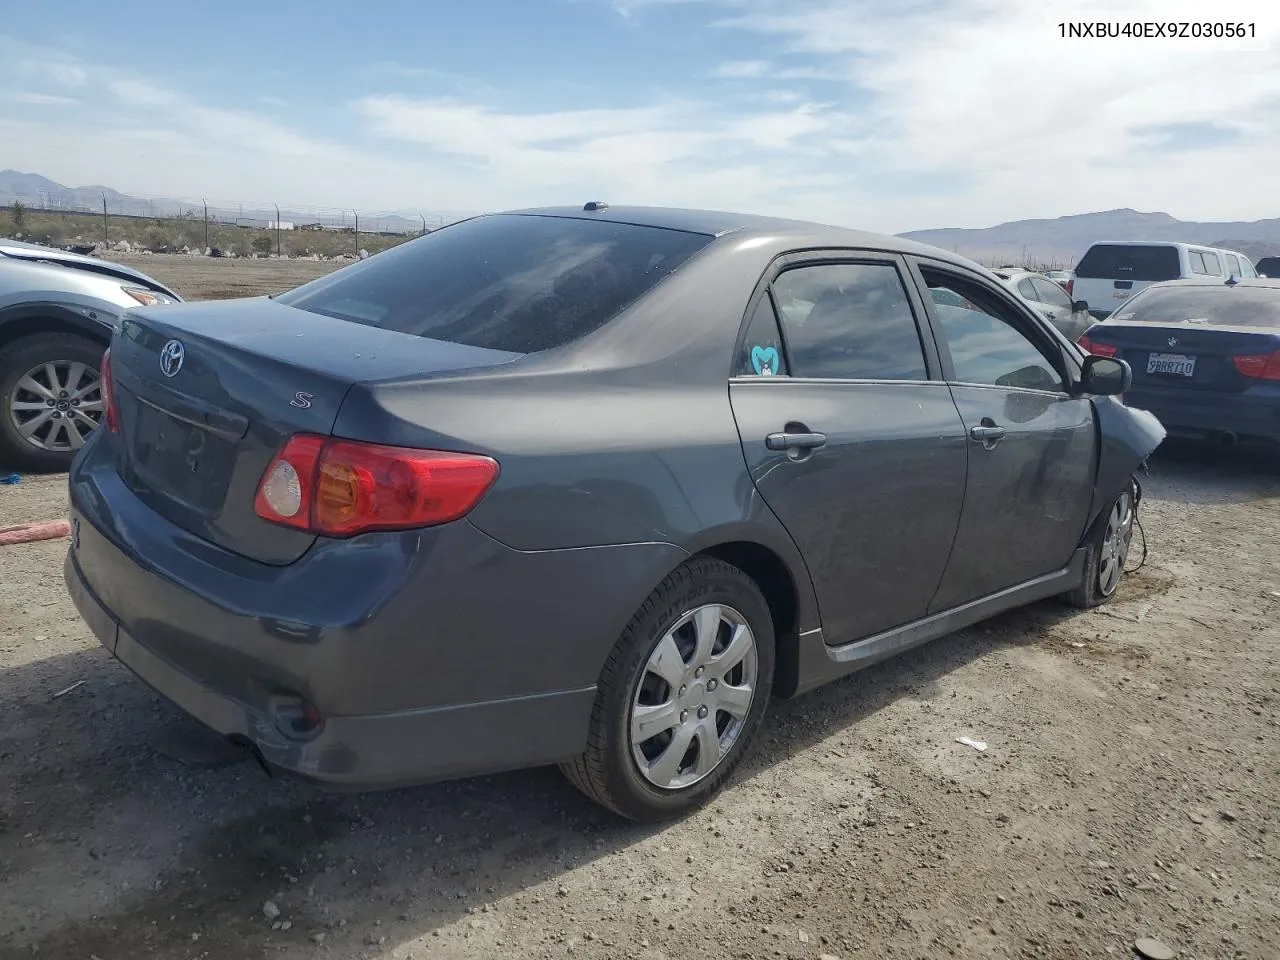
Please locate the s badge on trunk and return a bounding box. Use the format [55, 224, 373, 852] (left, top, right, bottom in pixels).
[159, 339, 185, 378]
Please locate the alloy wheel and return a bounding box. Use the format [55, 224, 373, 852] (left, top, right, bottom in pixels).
[6, 360, 103, 453]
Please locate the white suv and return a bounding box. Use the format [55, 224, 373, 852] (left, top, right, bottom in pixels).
[1073, 241, 1256, 320]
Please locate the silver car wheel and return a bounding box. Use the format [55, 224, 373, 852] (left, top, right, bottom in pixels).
[629, 603, 759, 791]
[7, 360, 103, 453]
[1098, 489, 1135, 597]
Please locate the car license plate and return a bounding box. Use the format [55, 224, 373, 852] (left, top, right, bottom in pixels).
[1146, 353, 1195, 377]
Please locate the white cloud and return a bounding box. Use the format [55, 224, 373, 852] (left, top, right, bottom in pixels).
[717, 0, 1280, 227]
[3, 4, 1280, 235]
[7, 91, 79, 107]
[712, 60, 770, 78]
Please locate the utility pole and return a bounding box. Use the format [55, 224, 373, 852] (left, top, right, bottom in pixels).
[353, 210, 359, 257]
[101, 193, 108, 245]
[420, 214, 426, 237]
[203, 199, 209, 252]
[274, 203, 282, 257]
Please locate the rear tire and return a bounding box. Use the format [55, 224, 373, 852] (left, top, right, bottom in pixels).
[560, 557, 775, 822]
[1065, 480, 1137, 609]
[0, 332, 106, 473]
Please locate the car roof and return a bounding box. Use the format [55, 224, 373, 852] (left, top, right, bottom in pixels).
[494, 204, 979, 267]
[1083, 240, 1244, 254]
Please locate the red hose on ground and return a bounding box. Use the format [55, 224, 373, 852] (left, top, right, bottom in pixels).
[0, 519, 72, 545]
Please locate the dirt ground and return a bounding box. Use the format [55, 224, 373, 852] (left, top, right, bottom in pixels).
[1, 257, 1278, 960]
[111, 252, 343, 300]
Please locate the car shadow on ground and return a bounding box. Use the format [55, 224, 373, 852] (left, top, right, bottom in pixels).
[1, 592, 1084, 960]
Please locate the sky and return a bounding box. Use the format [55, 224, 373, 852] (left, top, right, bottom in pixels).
[1, 0, 1278, 234]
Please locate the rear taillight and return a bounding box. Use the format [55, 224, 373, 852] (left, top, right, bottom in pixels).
[100, 348, 120, 433]
[254, 434, 499, 537]
[1231, 351, 1280, 381]
[1077, 334, 1117, 357]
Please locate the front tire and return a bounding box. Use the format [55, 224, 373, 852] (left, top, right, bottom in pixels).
[1065, 480, 1137, 609]
[560, 557, 775, 822]
[0, 332, 106, 473]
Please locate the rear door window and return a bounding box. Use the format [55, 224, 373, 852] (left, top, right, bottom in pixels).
[1031, 277, 1073, 309]
[1075, 244, 1181, 282]
[1016, 278, 1039, 300]
[1226, 254, 1241, 276]
[1200, 251, 1223, 276]
[770, 262, 928, 380]
[274, 214, 712, 353]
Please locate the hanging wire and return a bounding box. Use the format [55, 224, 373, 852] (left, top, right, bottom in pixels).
[1125, 513, 1148, 574]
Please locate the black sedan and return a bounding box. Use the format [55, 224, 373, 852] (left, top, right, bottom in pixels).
[64, 205, 1163, 821]
[1080, 278, 1280, 450]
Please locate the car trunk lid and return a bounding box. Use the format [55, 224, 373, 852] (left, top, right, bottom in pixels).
[1084, 321, 1280, 393]
[108, 298, 520, 564]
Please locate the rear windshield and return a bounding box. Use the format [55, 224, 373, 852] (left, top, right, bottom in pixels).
[1075, 244, 1181, 282]
[1112, 285, 1280, 328]
[275, 214, 712, 353]
[1257, 257, 1280, 277]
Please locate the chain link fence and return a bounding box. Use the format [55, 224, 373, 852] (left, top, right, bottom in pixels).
[2, 195, 460, 261]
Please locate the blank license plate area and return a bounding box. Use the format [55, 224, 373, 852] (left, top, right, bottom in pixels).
[1146, 353, 1196, 377]
[131, 400, 235, 510]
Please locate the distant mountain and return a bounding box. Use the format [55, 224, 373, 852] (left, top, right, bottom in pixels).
[7, 172, 1280, 261]
[0, 169, 134, 213]
[900, 208, 1280, 267]
[0, 170, 460, 234]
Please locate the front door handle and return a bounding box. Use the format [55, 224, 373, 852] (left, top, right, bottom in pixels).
[766, 431, 827, 451]
[969, 420, 1006, 448]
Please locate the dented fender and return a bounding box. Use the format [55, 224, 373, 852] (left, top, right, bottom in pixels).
[1086, 395, 1166, 534]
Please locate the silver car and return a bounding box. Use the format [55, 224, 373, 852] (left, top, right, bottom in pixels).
[0, 241, 181, 470]
[989, 267, 1092, 340]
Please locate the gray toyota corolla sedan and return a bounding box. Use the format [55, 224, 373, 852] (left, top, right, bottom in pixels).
[64, 205, 1164, 821]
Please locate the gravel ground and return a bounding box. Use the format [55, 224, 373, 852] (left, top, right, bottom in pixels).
[1, 258, 1278, 960]
[110, 252, 343, 300]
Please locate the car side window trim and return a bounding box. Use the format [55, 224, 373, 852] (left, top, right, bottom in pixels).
[728, 249, 945, 384]
[903, 256, 1079, 394]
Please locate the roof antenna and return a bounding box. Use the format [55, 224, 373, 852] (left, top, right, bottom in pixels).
[1225, 274, 1238, 285]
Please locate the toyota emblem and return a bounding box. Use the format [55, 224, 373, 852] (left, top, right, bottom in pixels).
[159, 339, 185, 378]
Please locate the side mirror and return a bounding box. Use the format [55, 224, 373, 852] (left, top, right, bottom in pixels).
[1080, 355, 1131, 396]
[1072, 300, 1090, 313]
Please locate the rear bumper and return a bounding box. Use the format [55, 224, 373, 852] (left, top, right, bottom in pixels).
[65, 437, 687, 789]
[1124, 386, 1280, 444]
[67, 549, 593, 787]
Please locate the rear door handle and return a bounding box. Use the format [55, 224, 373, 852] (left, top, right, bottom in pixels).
[766, 431, 827, 451]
